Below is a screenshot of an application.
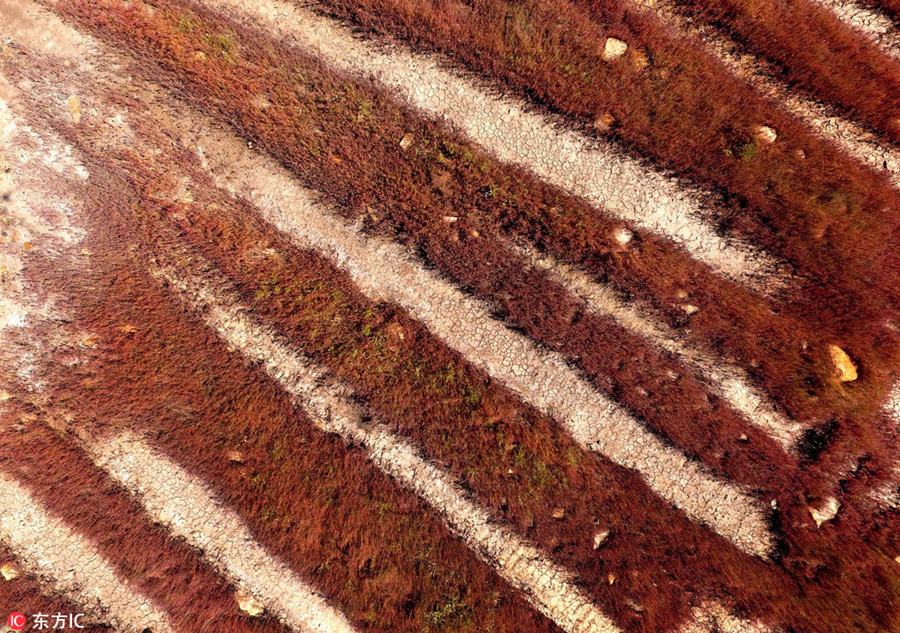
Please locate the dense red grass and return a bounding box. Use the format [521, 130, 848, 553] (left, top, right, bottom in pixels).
[28, 180, 563, 633]
[0, 418, 290, 633]
[40, 89, 899, 633]
[14, 3, 900, 630]
[307, 0, 900, 331]
[46, 0, 900, 451]
[0, 545, 110, 633]
[646, 0, 900, 142]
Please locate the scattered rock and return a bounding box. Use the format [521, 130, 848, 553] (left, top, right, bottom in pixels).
[227, 450, 244, 463]
[809, 497, 840, 528]
[552, 507, 565, 520]
[592, 112, 616, 133]
[770, 499, 778, 510]
[894, 555, 900, 565]
[80, 248, 93, 256]
[193, 51, 207, 61]
[22, 241, 32, 252]
[612, 226, 632, 246]
[828, 345, 857, 382]
[675, 289, 688, 300]
[754, 125, 777, 144]
[398, 133, 414, 149]
[236, 591, 265, 617]
[681, 304, 699, 315]
[625, 599, 644, 613]
[67, 95, 81, 124]
[794, 148, 807, 160]
[603, 38, 628, 61]
[1, 562, 19, 580]
[738, 433, 749, 442]
[592, 529, 610, 550]
[607, 573, 616, 585]
[442, 216, 458, 224]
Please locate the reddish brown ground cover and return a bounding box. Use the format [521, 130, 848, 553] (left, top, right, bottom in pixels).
[22, 173, 563, 633]
[0, 419, 290, 633]
[0, 545, 110, 633]
[307, 0, 900, 336]
[45, 0, 900, 460]
[32, 88, 896, 633]
[643, 0, 900, 142]
[10, 2, 898, 631]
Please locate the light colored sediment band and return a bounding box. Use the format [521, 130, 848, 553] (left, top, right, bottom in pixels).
[0, 472, 174, 633]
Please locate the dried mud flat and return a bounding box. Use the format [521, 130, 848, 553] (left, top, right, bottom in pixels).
[0, 1, 898, 633]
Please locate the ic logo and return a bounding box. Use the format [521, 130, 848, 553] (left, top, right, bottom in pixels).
[7, 612, 26, 630]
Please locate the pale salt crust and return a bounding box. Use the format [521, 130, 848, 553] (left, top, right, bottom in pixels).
[815, 0, 900, 59]
[199, 0, 790, 292]
[83, 431, 359, 633]
[0, 473, 174, 633]
[679, 602, 775, 633]
[867, 383, 900, 509]
[517, 244, 804, 449]
[0, 71, 88, 389]
[23, 0, 770, 553]
[646, 0, 900, 187]
[108, 262, 624, 633]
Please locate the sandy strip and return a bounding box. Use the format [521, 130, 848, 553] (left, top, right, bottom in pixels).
[185, 97, 773, 556]
[0, 472, 174, 633]
[646, 0, 900, 187]
[81, 432, 358, 633]
[194, 0, 788, 291]
[816, 0, 900, 58]
[18, 0, 771, 554]
[518, 244, 804, 448]
[144, 261, 622, 633]
[679, 602, 773, 633]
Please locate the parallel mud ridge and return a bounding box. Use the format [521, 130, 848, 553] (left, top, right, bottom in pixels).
[1, 0, 899, 632]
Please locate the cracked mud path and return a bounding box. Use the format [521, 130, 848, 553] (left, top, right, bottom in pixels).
[84, 430, 358, 633]
[817, 0, 900, 58]
[0, 473, 174, 633]
[517, 243, 803, 449]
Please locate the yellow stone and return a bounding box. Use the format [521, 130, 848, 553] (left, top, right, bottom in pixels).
[828, 345, 857, 382]
[1, 562, 19, 580]
[236, 591, 265, 617]
[602, 38, 628, 61]
[67, 95, 81, 124]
